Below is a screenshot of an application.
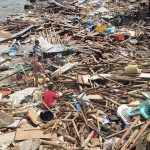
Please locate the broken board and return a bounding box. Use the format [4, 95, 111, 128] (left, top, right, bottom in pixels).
[15, 129, 55, 141]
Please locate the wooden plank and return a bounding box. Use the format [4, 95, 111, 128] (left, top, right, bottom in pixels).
[128, 120, 150, 149]
[27, 109, 41, 126]
[114, 117, 139, 150]
[15, 129, 53, 141]
[120, 129, 139, 150]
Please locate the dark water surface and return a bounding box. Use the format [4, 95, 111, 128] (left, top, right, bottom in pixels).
[0, 0, 28, 21]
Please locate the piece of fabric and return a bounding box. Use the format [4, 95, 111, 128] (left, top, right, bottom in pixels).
[33, 45, 42, 58]
[42, 90, 59, 109]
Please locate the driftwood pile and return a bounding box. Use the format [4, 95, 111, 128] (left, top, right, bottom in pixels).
[0, 0, 150, 150]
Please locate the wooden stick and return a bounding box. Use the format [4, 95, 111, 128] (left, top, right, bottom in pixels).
[128, 120, 150, 149]
[72, 120, 80, 140]
[57, 131, 76, 143]
[120, 129, 139, 150]
[106, 122, 145, 139]
[114, 117, 140, 150]
[40, 140, 68, 150]
[98, 74, 123, 86]
[104, 96, 120, 106]
[42, 119, 57, 129]
[82, 131, 94, 147]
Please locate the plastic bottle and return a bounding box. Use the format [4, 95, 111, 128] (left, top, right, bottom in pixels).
[76, 103, 81, 110]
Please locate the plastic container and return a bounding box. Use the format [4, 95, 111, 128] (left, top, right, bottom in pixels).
[105, 26, 115, 34]
[128, 100, 150, 119]
[114, 34, 124, 41]
[96, 24, 107, 32]
[117, 104, 131, 125]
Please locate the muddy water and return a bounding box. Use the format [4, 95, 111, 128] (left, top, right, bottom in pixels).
[0, 0, 28, 21]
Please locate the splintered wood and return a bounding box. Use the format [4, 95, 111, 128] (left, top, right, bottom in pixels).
[0, 0, 150, 150]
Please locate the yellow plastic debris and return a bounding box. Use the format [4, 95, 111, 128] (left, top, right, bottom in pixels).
[96, 24, 107, 33]
[124, 65, 141, 74]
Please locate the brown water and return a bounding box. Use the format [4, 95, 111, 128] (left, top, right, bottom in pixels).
[0, 0, 28, 21]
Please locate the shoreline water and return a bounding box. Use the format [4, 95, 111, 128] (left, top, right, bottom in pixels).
[0, 0, 27, 21]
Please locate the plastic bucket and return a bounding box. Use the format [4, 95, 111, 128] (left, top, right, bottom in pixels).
[40, 110, 54, 121]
